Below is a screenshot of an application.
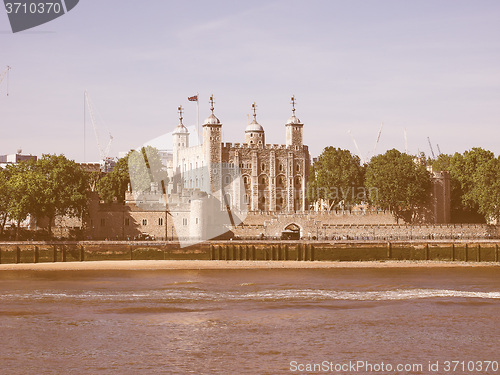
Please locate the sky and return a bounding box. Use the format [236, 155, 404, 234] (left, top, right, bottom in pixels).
[1, 0, 499, 163]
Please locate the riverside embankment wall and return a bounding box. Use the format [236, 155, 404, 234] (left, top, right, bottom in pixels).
[0, 241, 499, 264]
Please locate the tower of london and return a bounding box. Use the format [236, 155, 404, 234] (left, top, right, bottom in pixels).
[168, 95, 310, 214]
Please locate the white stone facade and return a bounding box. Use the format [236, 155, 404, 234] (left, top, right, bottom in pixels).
[169, 97, 310, 214]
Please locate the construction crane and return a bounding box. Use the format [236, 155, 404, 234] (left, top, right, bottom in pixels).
[427, 137, 436, 159]
[0, 66, 11, 96]
[84, 91, 114, 171]
[436, 144, 442, 156]
[348, 130, 364, 164]
[367, 123, 383, 161]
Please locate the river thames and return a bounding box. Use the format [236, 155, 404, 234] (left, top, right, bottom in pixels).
[0, 265, 499, 374]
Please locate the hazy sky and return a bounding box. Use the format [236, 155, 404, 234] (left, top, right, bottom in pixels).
[1, 0, 499, 163]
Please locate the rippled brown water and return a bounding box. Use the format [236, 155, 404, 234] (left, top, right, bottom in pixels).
[1, 267, 499, 374]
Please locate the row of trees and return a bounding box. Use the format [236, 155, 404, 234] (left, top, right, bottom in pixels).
[0, 147, 164, 239]
[308, 147, 431, 223]
[1, 146, 498, 238]
[0, 155, 89, 238]
[309, 147, 500, 224]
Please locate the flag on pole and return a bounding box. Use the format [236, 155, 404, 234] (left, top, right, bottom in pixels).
[188, 95, 198, 102]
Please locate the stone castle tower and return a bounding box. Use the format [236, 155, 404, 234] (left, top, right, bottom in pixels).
[170, 95, 310, 214]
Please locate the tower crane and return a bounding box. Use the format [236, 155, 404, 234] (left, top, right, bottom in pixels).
[366, 123, 383, 161]
[0, 66, 11, 95]
[436, 144, 442, 156]
[427, 137, 436, 159]
[348, 130, 364, 164]
[84, 91, 114, 171]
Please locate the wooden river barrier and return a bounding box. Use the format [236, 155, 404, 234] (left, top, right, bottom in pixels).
[0, 240, 499, 264]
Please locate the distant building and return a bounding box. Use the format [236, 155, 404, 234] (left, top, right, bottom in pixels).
[0, 151, 37, 168]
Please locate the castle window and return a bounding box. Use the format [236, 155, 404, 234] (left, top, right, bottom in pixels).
[142, 219, 148, 226]
[243, 176, 248, 184]
[261, 177, 267, 185]
[224, 193, 231, 206]
[183, 218, 188, 226]
[296, 164, 300, 172]
[124, 218, 130, 226]
[279, 164, 283, 172]
[243, 194, 248, 204]
[261, 163, 265, 171]
[224, 175, 230, 184]
[158, 217, 163, 226]
[250, 133, 253, 137]
[196, 218, 199, 224]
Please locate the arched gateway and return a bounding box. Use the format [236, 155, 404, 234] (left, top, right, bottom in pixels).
[281, 223, 301, 240]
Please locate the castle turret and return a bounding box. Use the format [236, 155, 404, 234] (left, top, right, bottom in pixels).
[202, 95, 222, 196]
[285, 95, 303, 148]
[244, 102, 265, 146]
[173, 105, 189, 151]
[172, 105, 189, 174]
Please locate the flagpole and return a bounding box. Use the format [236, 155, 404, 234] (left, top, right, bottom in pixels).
[196, 92, 200, 143]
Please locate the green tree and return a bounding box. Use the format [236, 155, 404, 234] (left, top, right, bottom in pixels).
[473, 157, 500, 222]
[97, 152, 131, 203]
[128, 146, 166, 193]
[449, 148, 494, 209]
[308, 147, 364, 209]
[5, 161, 38, 238]
[431, 153, 452, 173]
[97, 147, 165, 204]
[0, 168, 11, 234]
[31, 155, 89, 237]
[365, 149, 431, 223]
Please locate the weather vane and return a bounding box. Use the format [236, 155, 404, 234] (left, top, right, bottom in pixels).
[209, 95, 215, 114]
[178, 105, 183, 124]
